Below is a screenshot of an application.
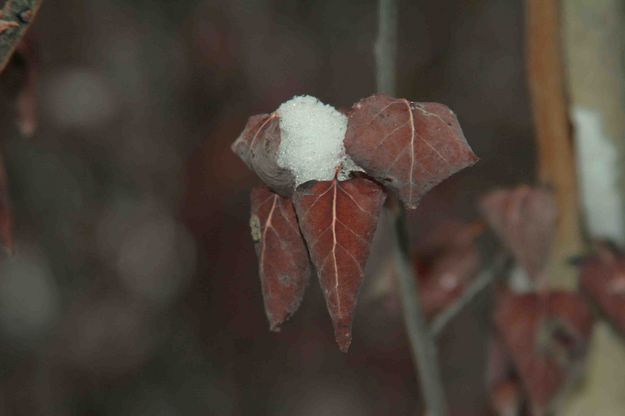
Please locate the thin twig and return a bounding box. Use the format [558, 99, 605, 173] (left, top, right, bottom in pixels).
[430, 253, 509, 338]
[374, 0, 397, 96]
[388, 203, 448, 416]
[375, 0, 447, 414]
[0, 0, 42, 74]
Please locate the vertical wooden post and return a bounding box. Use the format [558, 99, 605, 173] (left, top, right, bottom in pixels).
[526, 0, 582, 289]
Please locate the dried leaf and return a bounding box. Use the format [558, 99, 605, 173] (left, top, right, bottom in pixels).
[232, 114, 295, 196]
[344, 94, 478, 208]
[580, 242, 625, 335]
[415, 222, 483, 319]
[293, 177, 385, 351]
[491, 379, 522, 416]
[495, 290, 594, 413]
[480, 186, 557, 280]
[250, 187, 311, 331]
[486, 337, 523, 416]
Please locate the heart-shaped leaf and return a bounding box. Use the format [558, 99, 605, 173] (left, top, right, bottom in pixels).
[495, 290, 594, 414]
[480, 186, 557, 280]
[250, 187, 311, 331]
[232, 114, 295, 196]
[344, 94, 478, 208]
[580, 243, 625, 335]
[292, 176, 385, 351]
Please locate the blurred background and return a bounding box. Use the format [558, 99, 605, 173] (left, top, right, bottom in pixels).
[0, 0, 536, 415]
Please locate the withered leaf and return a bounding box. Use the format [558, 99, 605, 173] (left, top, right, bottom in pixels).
[250, 187, 311, 331]
[491, 379, 522, 416]
[580, 243, 625, 335]
[486, 337, 523, 416]
[232, 114, 294, 196]
[415, 222, 483, 319]
[495, 290, 594, 414]
[344, 94, 478, 209]
[480, 186, 557, 280]
[293, 177, 385, 351]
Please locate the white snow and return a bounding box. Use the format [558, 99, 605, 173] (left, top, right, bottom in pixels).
[277, 95, 350, 186]
[573, 106, 625, 245]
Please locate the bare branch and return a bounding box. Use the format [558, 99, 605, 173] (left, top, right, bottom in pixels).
[376, 0, 447, 414]
[388, 202, 448, 416]
[374, 0, 397, 96]
[0, 0, 42, 74]
[430, 253, 509, 338]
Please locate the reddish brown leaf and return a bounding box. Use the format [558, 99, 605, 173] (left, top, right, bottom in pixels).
[415, 222, 483, 319]
[480, 186, 557, 280]
[580, 242, 625, 335]
[486, 336, 523, 415]
[495, 290, 594, 414]
[344, 94, 478, 208]
[250, 187, 311, 331]
[293, 177, 386, 351]
[490, 379, 522, 416]
[232, 114, 294, 196]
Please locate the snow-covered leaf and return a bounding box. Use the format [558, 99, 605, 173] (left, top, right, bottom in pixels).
[232, 114, 295, 196]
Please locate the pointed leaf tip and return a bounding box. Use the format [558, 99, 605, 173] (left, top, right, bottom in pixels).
[250, 187, 311, 331]
[292, 177, 385, 351]
[345, 94, 478, 209]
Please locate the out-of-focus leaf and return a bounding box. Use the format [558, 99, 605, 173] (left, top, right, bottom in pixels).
[415, 222, 483, 319]
[491, 379, 522, 416]
[250, 187, 311, 331]
[293, 176, 385, 351]
[344, 94, 478, 209]
[480, 186, 557, 280]
[486, 337, 523, 416]
[231, 113, 294, 196]
[580, 242, 625, 335]
[495, 290, 594, 414]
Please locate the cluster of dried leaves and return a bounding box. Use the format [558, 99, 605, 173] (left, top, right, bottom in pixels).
[232, 94, 478, 351]
[479, 185, 625, 415]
